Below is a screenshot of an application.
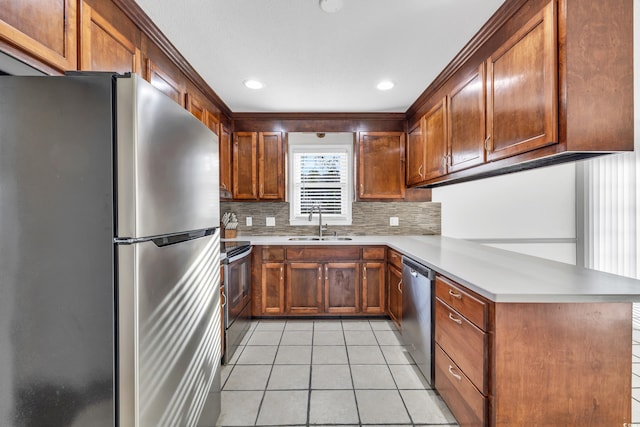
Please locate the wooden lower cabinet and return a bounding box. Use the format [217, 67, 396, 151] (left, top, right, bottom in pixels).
[362, 262, 385, 314]
[434, 274, 632, 427]
[324, 263, 359, 314]
[387, 264, 402, 329]
[286, 263, 323, 314]
[261, 262, 284, 314]
[253, 245, 388, 317]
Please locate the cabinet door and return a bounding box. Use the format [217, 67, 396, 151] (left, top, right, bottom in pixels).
[286, 263, 323, 314]
[362, 262, 385, 314]
[233, 132, 258, 200]
[358, 132, 405, 199]
[80, 4, 141, 73]
[258, 132, 284, 200]
[262, 262, 285, 314]
[406, 119, 426, 186]
[0, 0, 77, 70]
[448, 64, 486, 172]
[387, 264, 402, 329]
[185, 92, 206, 123]
[486, 1, 557, 161]
[324, 263, 359, 314]
[145, 58, 185, 106]
[219, 124, 232, 199]
[423, 97, 448, 181]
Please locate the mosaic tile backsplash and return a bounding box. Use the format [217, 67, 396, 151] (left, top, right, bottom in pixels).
[220, 201, 441, 236]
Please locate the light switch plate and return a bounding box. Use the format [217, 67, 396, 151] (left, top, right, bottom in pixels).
[246, 217, 252, 226]
[266, 217, 276, 227]
[390, 217, 399, 226]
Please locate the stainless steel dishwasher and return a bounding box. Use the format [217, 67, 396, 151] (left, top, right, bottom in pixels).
[402, 257, 436, 384]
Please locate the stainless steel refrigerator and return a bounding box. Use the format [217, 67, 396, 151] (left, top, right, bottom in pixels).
[0, 73, 222, 427]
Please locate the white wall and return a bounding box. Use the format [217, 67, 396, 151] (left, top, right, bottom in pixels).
[432, 163, 577, 264]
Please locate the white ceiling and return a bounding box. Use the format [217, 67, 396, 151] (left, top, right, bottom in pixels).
[134, 0, 506, 113]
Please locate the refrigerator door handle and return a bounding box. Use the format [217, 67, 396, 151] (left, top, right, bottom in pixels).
[114, 227, 218, 246]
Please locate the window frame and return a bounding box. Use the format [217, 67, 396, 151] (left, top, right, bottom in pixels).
[288, 140, 353, 226]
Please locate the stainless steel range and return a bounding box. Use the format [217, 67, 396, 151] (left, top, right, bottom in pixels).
[220, 240, 252, 364]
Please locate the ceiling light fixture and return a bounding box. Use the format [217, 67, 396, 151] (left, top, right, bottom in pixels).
[243, 79, 264, 90]
[376, 80, 395, 91]
[319, 0, 343, 13]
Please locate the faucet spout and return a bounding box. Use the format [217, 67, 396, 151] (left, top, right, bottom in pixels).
[308, 204, 325, 238]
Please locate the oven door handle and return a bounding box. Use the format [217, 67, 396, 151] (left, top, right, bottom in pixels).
[221, 287, 227, 308]
[225, 246, 253, 264]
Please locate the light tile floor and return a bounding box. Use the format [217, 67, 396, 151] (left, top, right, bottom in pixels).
[217, 319, 458, 427]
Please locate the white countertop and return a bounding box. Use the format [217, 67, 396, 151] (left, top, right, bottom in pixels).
[233, 235, 640, 303]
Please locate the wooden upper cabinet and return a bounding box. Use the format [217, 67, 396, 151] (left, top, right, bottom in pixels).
[486, 0, 557, 162]
[0, 0, 77, 71]
[232, 131, 284, 201]
[233, 132, 258, 200]
[219, 124, 232, 199]
[80, 4, 140, 73]
[358, 132, 405, 199]
[448, 64, 486, 172]
[258, 132, 284, 200]
[423, 97, 448, 181]
[185, 92, 206, 123]
[406, 119, 426, 186]
[144, 58, 185, 106]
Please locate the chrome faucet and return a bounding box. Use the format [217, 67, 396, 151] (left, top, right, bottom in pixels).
[308, 203, 327, 238]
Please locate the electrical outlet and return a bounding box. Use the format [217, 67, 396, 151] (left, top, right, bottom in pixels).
[266, 217, 276, 227]
[390, 217, 399, 226]
[246, 217, 252, 226]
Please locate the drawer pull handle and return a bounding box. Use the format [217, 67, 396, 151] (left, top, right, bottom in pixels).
[448, 365, 462, 381]
[398, 279, 402, 293]
[448, 289, 462, 299]
[448, 313, 462, 325]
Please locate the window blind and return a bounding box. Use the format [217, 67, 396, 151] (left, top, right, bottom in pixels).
[292, 151, 349, 219]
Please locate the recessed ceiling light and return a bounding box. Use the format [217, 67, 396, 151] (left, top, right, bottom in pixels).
[243, 79, 264, 90]
[376, 81, 394, 91]
[319, 0, 343, 13]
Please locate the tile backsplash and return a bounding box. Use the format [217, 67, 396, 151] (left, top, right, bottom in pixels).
[220, 201, 441, 236]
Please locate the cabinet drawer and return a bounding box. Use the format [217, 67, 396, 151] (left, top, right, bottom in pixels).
[287, 246, 360, 261]
[435, 345, 486, 426]
[363, 246, 385, 260]
[436, 276, 487, 330]
[387, 249, 403, 269]
[262, 247, 285, 261]
[435, 298, 487, 394]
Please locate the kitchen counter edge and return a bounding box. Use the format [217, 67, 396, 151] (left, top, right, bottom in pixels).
[229, 235, 640, 303]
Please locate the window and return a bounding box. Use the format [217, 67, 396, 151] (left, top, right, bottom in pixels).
[288, 133, 353, 225]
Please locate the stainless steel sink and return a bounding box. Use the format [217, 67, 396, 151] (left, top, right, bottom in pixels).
[287, 236, 352, 241]
[321, 236, 352, 241]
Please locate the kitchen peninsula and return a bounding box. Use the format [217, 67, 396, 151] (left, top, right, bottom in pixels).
[240, 235, 637, 426]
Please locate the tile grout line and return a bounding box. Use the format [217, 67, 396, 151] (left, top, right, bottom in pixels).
[343, 320, 363, 426]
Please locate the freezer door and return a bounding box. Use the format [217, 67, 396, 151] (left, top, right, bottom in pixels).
[118, 229, 221, 427]
[116, 75, 219, 239]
